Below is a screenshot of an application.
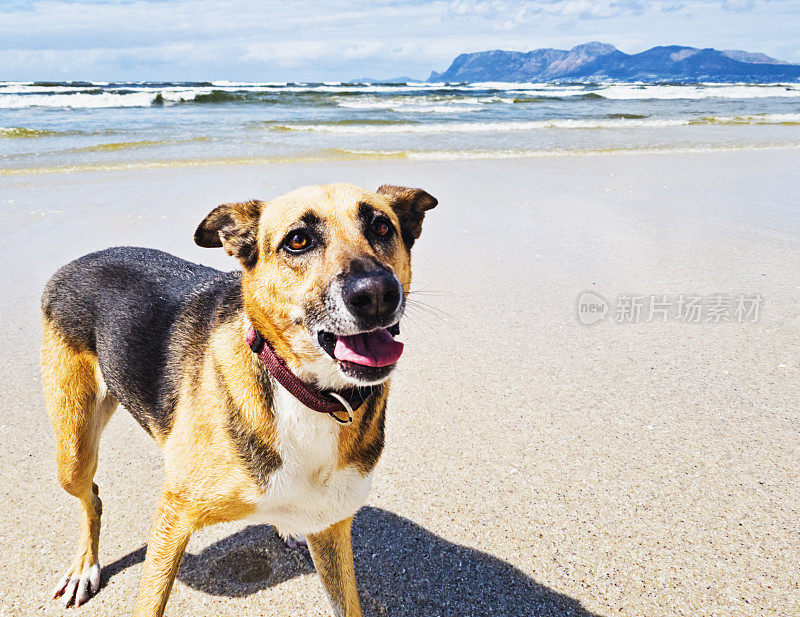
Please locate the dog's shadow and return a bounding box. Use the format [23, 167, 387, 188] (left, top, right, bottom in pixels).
[103, 506, 601, 616]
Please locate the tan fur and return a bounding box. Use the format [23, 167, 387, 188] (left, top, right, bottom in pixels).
[307, 517, 362, 617]
[337, 386, 389, 473]
[44, 183, 435, 616]
[42, 320, 118, 599]
[161, 317, 268, 525]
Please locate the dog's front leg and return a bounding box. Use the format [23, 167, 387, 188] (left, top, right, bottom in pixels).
[307, 516, 363, 617]
[134, 489, 195, 617]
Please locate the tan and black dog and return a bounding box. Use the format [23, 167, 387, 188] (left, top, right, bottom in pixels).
[40, 183, 436, 616]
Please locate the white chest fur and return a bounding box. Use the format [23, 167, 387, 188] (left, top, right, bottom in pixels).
[247, 383, 373, 537]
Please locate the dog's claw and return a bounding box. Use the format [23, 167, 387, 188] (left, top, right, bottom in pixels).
[52, 575, 70, 599]
[62, 577, 79, 607]
[75, 576, 91, 607]
[52, 563, 101, 607]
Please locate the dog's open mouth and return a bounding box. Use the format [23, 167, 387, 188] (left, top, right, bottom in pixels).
[318, 326, 402, 382]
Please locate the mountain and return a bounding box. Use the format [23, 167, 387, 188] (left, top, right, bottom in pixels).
[428, 42, 616, 82]
[429, 42, 800, 83]
[721, 50, 789, 65]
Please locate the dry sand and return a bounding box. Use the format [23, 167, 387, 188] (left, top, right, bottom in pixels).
[0, 150, 798, 617]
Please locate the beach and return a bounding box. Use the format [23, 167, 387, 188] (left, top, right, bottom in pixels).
[0, 149, 798, 616]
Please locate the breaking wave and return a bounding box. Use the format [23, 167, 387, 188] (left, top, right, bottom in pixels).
[262, 113, 800, 134]
[1, 81, 799, 109]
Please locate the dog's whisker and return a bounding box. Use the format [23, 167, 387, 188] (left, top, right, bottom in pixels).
[399, 312, 439, 331]
[405, 302, 449, 317]
[404, 301, 452, 320]
[406, 290, 454, 297]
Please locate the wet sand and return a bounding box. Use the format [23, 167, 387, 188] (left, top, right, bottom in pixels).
[0, 149, 798, 616]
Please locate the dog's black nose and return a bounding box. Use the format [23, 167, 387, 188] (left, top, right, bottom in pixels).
[343, 269, 402, 327]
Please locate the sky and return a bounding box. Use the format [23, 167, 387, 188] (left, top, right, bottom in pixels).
[1, 0, 799, 81]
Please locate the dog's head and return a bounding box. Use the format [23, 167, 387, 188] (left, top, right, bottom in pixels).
[195, 183, 437, 388]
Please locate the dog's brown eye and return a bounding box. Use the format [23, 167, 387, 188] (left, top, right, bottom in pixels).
[371, 217, 391, 238]
[285, 232, 312, 253]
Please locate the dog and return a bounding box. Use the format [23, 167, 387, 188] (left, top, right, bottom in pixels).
[40, 183, 437, 616]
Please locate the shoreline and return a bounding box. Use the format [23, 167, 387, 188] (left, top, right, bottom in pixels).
[3, 140, 800, 176]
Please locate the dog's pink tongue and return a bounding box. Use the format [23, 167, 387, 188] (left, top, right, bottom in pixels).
[334, 329, 404, 367]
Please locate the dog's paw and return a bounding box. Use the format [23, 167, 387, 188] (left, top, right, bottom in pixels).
[52, 562, 101, 607]
[284, 535, 307, 550]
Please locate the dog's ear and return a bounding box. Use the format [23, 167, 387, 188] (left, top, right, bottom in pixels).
[377, 185, 437, 249]
[194, 200, 263, 269]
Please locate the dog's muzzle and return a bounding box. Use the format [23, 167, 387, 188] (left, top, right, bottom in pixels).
[315, 267, 405, 385]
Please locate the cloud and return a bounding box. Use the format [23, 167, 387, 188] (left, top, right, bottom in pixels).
[1, 0, 799, 79]
[447, 0, 646, 21]
[722, 0, 755, 9]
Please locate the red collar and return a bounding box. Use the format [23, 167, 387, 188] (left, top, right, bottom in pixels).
[245, 326, 372, 424]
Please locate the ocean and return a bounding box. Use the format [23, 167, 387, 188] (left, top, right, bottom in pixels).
[2, 81, 800, 174]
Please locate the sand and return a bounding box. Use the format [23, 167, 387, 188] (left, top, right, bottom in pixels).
[0, 149, 798, 617]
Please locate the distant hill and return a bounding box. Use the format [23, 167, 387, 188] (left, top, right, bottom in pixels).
[428, 42, 800, 83]
[721, 50, 789, 65]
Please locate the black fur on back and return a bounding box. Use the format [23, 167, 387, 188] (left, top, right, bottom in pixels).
[42, 247, 244, 436]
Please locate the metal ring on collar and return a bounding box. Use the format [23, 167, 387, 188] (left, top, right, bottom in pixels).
[326, 392, 354, 425]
